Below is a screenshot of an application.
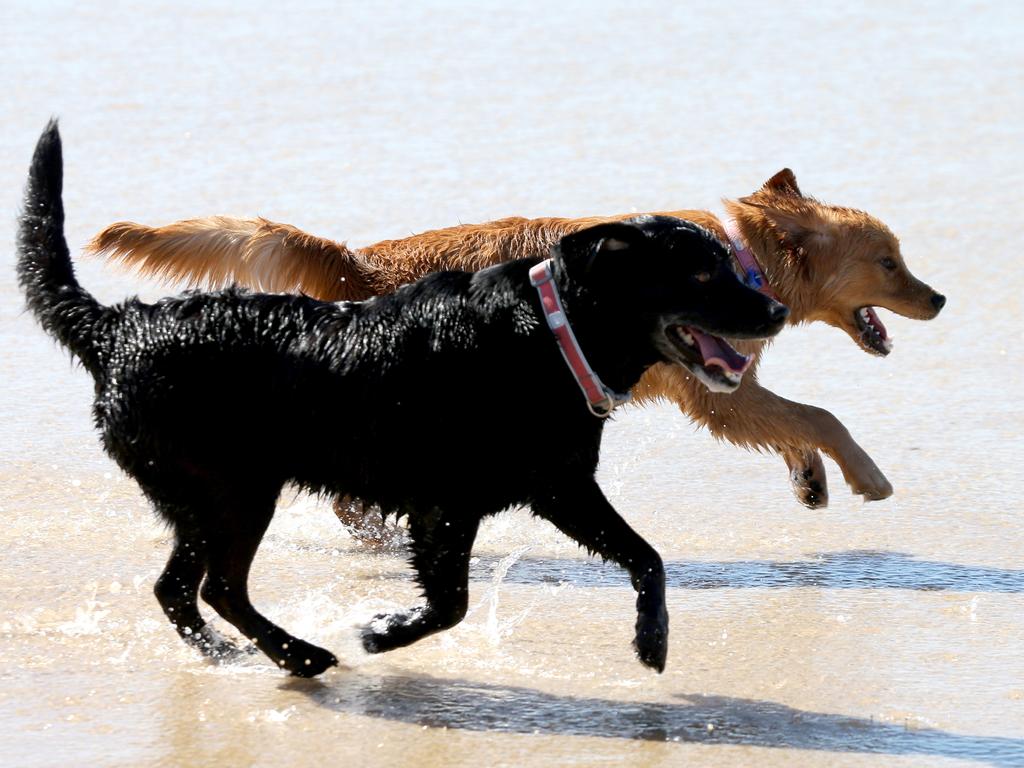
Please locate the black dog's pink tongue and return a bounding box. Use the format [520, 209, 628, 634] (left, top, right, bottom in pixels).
[689, 328, 752, 374]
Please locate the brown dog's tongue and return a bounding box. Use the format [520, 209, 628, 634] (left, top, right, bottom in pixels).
[864, 307, 889, 339]
[690, 329, 752, 374]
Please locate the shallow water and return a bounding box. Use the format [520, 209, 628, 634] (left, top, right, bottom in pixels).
[2, 1, 1023, 766]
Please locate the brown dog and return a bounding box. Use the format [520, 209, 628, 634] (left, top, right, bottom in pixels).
[88, 170, 945, 519]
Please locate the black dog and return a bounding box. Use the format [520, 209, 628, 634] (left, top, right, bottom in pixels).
[18, 123, 788, 676]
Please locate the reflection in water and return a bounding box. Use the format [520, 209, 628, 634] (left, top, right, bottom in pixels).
[288, 674, 1024, 767]
[447, 550, 1024, 593]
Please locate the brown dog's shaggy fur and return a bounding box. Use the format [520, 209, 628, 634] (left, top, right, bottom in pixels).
[88, 170, 945, 512]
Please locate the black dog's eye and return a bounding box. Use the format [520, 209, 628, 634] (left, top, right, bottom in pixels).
[694, 272, 711, 283]
[880, 257, 897, 271]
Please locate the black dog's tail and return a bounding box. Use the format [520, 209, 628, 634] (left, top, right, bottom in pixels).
[17, 120, 105, 376]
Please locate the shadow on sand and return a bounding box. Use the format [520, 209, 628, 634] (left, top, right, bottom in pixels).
[449, 550, 1024, 593]
[286, 674, 1024, 766]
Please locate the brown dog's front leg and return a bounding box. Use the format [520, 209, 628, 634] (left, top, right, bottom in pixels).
[666, 373, 892, 503]
[807, 406, 893, 501]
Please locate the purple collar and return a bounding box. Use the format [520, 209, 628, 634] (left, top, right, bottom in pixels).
[724, 219, 778, 299]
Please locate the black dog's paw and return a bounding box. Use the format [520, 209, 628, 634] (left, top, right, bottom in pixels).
[206, 639, 257, 663]
[633, 613, 668, 673]
[276, 639, 338, 677]
[360, 607, 428, 653]
[361, 630, 385, 654]
[790, 452, 829, 509]
[185, 625, 251, 662]
[359, 613, 394, 654]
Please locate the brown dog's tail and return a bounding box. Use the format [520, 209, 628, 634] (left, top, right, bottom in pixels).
[86, 216, 377, 302]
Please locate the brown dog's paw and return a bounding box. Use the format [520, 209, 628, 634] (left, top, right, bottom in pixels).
[835, 444, 893, 502]
[854, 472, 894, 502]
[789, 451, 829, 509]
[845, 458, 893, 501]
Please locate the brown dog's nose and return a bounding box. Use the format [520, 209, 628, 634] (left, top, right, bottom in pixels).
[931, 293, 946, 311]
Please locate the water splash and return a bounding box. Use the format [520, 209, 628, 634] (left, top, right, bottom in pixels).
[475, 545, 533, 646]
[247, 705, 298, 723]
[56, 584, 110, 637]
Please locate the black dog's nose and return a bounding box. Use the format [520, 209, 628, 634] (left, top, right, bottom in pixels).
[931, 293, 946, 311]
[768, 301, 790, 323]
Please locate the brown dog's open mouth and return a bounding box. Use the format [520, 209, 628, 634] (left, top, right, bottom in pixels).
[854, 306, 893, 356]
[666, 325, 752, 393]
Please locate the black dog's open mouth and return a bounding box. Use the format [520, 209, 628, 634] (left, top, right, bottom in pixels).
[665, 325, 752, 393]
[854, 306, 893, 356]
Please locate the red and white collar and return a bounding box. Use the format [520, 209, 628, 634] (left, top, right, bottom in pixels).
[529, 260, 630, 418]
[723, 219, 778, 300]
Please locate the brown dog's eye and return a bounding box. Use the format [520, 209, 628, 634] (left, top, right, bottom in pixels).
[880, 257, 897, 270]
[695, 272, 711, 283]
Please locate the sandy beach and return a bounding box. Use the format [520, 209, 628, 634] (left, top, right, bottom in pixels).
[1, 2, 1023, 766]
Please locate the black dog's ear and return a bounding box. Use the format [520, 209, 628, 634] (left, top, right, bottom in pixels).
[555, 222, 648, 275]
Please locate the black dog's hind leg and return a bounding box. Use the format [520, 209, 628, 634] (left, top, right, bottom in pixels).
[532, 477, 668, 672]
[154, 528, 240, 658]
[198, 494, 338, 677]
[361, 510, 480, 653]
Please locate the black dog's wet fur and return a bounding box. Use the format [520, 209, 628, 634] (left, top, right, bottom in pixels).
[18, 123, 787, 676]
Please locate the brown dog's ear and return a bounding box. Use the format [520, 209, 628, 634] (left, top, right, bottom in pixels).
[759, 169, 802, 198]
[745, 202, 830, 255]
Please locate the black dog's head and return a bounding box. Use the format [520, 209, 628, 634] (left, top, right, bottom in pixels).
[554, 215, 789, 393]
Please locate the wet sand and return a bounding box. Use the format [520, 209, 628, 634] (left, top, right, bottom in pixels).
[2, 2, 1023, 766]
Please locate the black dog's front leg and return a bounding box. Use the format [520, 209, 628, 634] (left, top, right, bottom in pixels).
[361, 510, 480, 653]
[533, 478, 668, 672]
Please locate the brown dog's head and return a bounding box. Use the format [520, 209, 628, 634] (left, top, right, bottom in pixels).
[730, 170, 946, 357]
